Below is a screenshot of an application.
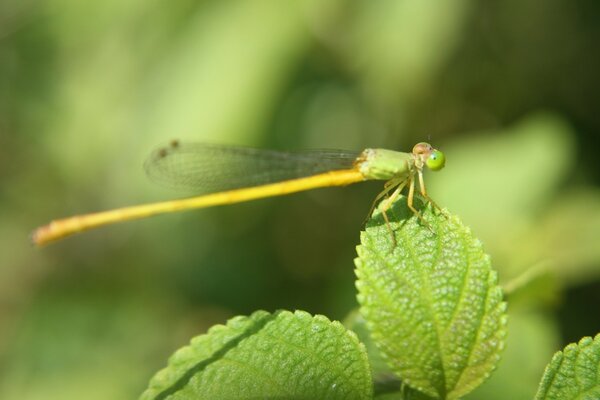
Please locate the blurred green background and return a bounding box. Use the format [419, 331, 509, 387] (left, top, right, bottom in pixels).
[1, 1, 599, 399]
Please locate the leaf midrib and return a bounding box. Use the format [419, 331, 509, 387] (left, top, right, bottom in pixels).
[399, 219, 447, 399]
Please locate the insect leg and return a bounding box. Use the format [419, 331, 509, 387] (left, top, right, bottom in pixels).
[378, 179, 409, 246]
[364, 177, 403, 224]
[417, 169, 446, 217]
[408, 175, 433, 230]
[379, 179, 407, 212]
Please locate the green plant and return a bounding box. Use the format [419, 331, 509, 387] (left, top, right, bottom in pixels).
[139, 198, 599, 399]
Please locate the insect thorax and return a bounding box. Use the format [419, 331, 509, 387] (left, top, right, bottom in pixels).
[358, 148, 412, 181]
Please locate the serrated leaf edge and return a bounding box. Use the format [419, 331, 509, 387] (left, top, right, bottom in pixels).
[355, 203, 507, 399]
[535, 333, 600, 400]
[142, 309, 373, 400]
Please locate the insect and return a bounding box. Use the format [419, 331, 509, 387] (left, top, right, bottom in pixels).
[31, 141, 445, 246]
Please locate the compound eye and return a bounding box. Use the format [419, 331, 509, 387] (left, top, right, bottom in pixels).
[426, 149, 445, 171]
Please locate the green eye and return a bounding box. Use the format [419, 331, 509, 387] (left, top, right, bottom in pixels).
[426, 150, 445, 171]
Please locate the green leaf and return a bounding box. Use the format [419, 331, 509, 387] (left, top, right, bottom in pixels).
[355, 197, 507, 399]
[345, 310, 437, 400]
[535, 333, 600, 400]
[140, 310, 373, 400]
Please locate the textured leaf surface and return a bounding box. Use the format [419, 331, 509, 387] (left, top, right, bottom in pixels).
[535, 333, 600, 400]
[345, 310, 436, 400]
[355, 197, 507, 399]
[140, 310, 372, 400]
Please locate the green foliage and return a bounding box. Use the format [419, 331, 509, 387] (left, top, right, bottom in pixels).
[464, 310, 561, 400]
[0, 288, 176, 400]
[344, 310, 436, 400]
[355, 197, 507, 399]
[140, 198, 513, 399]
[140, 310, 372, 400]
[432, 113, 600, 291]
[4, 1, 600, 399]
[535, 334, 600, 400]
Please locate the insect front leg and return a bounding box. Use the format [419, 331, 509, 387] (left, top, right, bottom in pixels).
[417, 169, 446, 217]
[408, 175, 434, 231]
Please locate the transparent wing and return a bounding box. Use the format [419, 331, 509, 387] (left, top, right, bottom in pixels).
[144, 141, 360, 194]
